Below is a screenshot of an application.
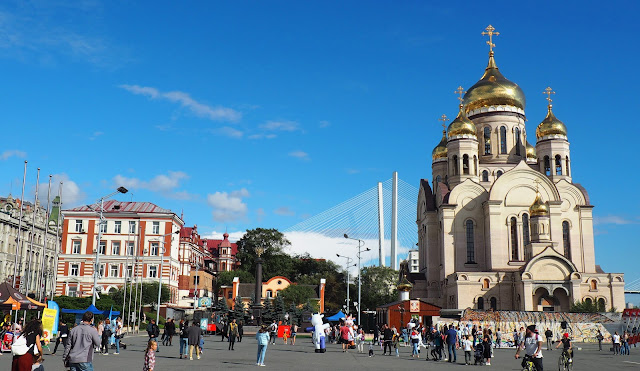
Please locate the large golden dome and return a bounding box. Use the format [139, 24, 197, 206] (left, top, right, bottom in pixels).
[448, 105, 477, 138]
[463, 52, 526, 113]
[432, 130, 448, 161]
[525, 140, 537, 160]
[529, 191, 549, 217]
[536, 105, 567, 139]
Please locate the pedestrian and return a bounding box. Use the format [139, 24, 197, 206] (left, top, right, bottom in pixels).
[269, 321, 278, 345]
[410, 328, 420, 358]
[147, 319, 160, 343]
[433, 327, 443, 360]
[11, 319, 43, 371]
[219, 320, 227, 342]
[290, 324, 297, 346]
[555, 332, 573, 363]
[178, 319, 188, 359]
[238, 321, 244, 343]
[544, 328, 553, 350]
[282, 327, 289, 345]
[496, 327, 502, 348]
[187, 321, 203, 360]
[482, 335, 492, 365]
[382, 324, 393, 355]
[612, 331, 621, 355]
[445, 323, 458, 363]
[340, 321, 352, 353]
[51, 320, 69, 355]
[164, 318, 175, 346]
[515, 324, 544, 371]
[256, 324, 270, 366]
[463, 335, 474, 365]
[228, 319, 238, 350]
[143, 340, 157, 371]
[113, 317, 123, 355]
[63, 311, 102, 371]
[622, 331, 630, 355]
[101, 319, 112, 355]
[596, 330, 604, 351]
[356, 328, 365, 353]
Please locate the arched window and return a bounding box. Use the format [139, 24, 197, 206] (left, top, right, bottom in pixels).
[482, 170, 489, 182]
[584, 298, 592, 306]
[490, 297, 497, 310]
[523, 213, 530, 246]
[436, 175, 441, 184]
[466, 220, 475, 263]
[474, 155, 478, 175]
[500, 126, 507, 154]
[562, 221, 571, 259]
[590, 280, 598, 290]
[555, 155, 562, 175]
[484, 127, 491, 155]
[510, 217, 519, 260]
[496, 170, 503, 178]
[515, 127, 521, 156]
[266, 289, 273, 298]
[463, 154, 470, 175]
[597, 298, 606, 312]
[566, 156, 570, 176]
[477, 297, 485, 310]
[544, 156, 551, 176]
[483, 278, 490, 289]
[452, 155, 458, 175]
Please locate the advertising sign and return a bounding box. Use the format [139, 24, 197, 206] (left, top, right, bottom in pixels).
[198, 297, 212, 307]
[409, 300, 420, 313]
[200, 318, 208, 330]
[41, 308, 57, 341]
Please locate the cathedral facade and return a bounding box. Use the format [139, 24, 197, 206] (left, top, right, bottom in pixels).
[416, 28, 625, 312]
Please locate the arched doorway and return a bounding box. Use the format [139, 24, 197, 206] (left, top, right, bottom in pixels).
[553, 288, 571, 312]
[533, 287, 559, 312]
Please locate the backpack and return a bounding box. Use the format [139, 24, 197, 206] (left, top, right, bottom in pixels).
[11, 334, 33, 356]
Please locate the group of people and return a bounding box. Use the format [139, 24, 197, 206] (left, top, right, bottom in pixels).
[218, 318, 245, 348]
[611, 330, 633, 355]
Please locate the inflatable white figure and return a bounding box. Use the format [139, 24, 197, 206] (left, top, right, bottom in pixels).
[307, 313, 330, 353]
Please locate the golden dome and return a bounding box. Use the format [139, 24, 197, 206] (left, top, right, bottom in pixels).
[463, 52, 526, 113]
[525, 140, 537, 160]
[529, 191, 549, 217]
[432, 130, 448, 161]
[447, 105, 477, 138]
[397, 276, 413, 292]
[536, 105, 567, 139]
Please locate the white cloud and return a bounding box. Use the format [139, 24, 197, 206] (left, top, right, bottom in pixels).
[120, 84, 241, 122]
[207, 188, 250, 222]
[37, 174, 86, 208]
[594, 215, 636, 225]
[201, 230, 246, 242]
[113, 171, 191, 197]
[212, 126, 243, 138]
[248, 133, 277, 140]
[0, 150, 26, 160]
[319, 120, 331, 128]
[288, 150, 310, 160]
[259, 120, 300, 132]
[274, 206, 295, 216]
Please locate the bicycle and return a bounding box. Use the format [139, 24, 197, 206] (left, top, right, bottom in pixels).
[521, 354, 537, 371]
[558, 350, 573, 371]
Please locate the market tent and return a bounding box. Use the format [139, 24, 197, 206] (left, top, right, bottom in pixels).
[325, 311, 347, 322]
[61, 305, 120, 317]
[0, 282, 42, 310]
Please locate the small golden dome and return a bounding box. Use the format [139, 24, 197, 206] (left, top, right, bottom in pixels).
[463, 52, 526, 113]
[447, 105, 477, 138]
[526, 140, 537, 160]
[397, 276, 413, 292]
[536, 105, 567, 139]
[529, 191, 549, 217]
[432, 130, 448, 161]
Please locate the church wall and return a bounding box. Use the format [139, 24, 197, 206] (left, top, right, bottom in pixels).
[470, 111, 526, 165]
[577, 206, 596, 273]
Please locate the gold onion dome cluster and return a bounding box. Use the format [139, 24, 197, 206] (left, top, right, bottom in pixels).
[536, 105, 567, 139]
[462, 52, 526, 112]
[525, 141, 537, 160]
[447, 105, 477, 138]
[432, 130, 448, 160]
[529, 191, 549, 217]
[397, 276, 413, 292]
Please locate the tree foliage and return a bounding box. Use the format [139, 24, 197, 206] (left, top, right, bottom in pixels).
[232, 296, 246, 320]
[236, 228, 293, 279]
[357, 266, 398, 310]
[279, 284, 316, 308]
[570, 299, 606, 313]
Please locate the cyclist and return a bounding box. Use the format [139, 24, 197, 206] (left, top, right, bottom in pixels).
[555, 332, 573, 363]
[515, 324, 544, 370]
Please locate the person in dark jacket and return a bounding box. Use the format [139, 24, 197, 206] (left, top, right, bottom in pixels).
[147, 319, 160, 353]
[164, 319, 175, 346]
[187, 321, 203, 360]
[237, 321, 244, 342]
[179, 320, 188, 359]
[51, 321, 69, 355]
[382, 324, 393, 355]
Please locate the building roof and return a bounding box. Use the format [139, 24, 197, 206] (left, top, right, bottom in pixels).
[66, 201, 173, 214]
[377, 298, 442, 310]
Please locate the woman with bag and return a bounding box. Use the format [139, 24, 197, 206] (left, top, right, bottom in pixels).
[11, 319, 43, 371]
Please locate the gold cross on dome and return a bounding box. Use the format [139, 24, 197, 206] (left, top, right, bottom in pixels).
[454, 86, 466, 104]
[543, 86, 555, 107]
[438, 114, 449, 130]
[482, 25, 500, 52]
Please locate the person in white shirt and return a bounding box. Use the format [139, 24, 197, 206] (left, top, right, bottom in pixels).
[612, 331, 621, 355]
[463, 335, 474, 365]
[515, 325, 543, 371]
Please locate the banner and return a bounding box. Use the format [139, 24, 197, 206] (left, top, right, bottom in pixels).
[198, 297, 212, 307]
[42, 308, 57, 341]
[200, 318, 208, 330]
[47, 301, 60, 335]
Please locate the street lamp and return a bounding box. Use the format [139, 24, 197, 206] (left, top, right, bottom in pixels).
[156, 230, 180, 324]
[344, 234, 370, 326]
[91, 187, 128, 306]
[336, 254, 355, 315]
[190, 255, 201, 310]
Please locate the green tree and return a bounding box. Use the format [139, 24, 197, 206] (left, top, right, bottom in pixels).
[280, 284, 316, 307]
[303, 299, 319, 313]
[233, 296, 246, 320]
[236, 228, 294, 279]
[357, 266, 398, 310]
[571, 299, 606, 313]
[218, 297, 230, 315]
[273, 295, 285, 322]
[261, 298, 273, 323]
[217, 270, 255, 287]
[139, 282, 170, 306]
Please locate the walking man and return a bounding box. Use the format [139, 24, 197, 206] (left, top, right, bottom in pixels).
[269, 321, 278, 345]
[228, 319, 238, 350]
[51, 320, 69, 355]
[445, 324, 458, 363]
[147, 319, 160, 353]
[179, 319, 189, 359]
[164, 318, 175, 346]
[596, 330, 604, 351]
[544, 328, 553, 350]
[63, 312, 102, 371]
[187, 321, 203, 360]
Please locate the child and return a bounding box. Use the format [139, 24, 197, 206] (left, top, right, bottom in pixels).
[199, 332, 205, 355]
[392, 333, 399, 357]
[463, 335, 474, 365]
[368, 341, 375, 357]
[283, 328, 289, 344]
[32, 354, 44, 371]
[143, 340, 157, 371]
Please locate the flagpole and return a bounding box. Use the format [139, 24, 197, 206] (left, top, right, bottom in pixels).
[51, 182, 63, 300]
[23, 168, 40, 320]
[38, 175, 52, 302]
[12, 161, 27, 288]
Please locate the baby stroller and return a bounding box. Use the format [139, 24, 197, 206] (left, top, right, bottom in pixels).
[474, 342, 485, 365]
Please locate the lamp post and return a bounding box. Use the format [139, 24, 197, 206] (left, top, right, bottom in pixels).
[156, 230, 180, 324]
[91, 187, 128, 306]
[336, 254, 355, 315]
[344, 234, 370, 326]
[253, 245, 265, 324]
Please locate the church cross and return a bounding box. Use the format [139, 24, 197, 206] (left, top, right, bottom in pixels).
[543, 86, 555, 107]
[482, 25, 499, 52]
[454, 86, 466, 104]
[438, 114, 449, 130]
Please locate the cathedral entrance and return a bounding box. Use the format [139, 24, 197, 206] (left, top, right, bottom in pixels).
[532, 287, 571, 312]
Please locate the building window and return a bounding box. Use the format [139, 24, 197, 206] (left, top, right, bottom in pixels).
[590, 280, 598, 290]
[75, 220, 83, 233]
[149, 265, 158, 278]
[114, 221, 122, 233]
[152, 222, 160, 234]
[194, 276, 200, 285]
[483, 127, 491, 155]
[544, 156, 551, 176]
[474, 155, 478, 175]
[99, 264, 105, 277]
[452, 155, 458, 175]
[70, 264, 79, 276]
[99, 241, 106, 255]
[566, 156, 570, 176]
[127, 241, 135, 255]
[496, 170, 503, 178]
[436, 175, 441, 184]
[466, 220, 475, 263]
[99, 221, 107, 234]
[481, 170, 489, 182]
[500, 126, 507, 154]
[597, 298, 605, 311]
[522, 213, 530, 246]
[510, 217, 519, 260]
[227, 291, 232, 299]
[72, 240, 81, 254]
[126, 265, 133, 279]
[150, 242, 159, 256]
[68, 285, 78, 297]
[562, 221, 571, 259]
[463, 154, 470, 175]
[555, 155, 562, 175]
[490, 297, 497, 310]
[514, 127, 521, 155]
[482, 278, 490, 289]
[266, 290, 273, 298]
[477, 297, 485, 310]
[112, 241, 120, 255]
[110, 264, 119, 277]
[129, 221, 136, 233]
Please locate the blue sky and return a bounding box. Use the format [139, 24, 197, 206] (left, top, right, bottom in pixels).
[1, 1, 639, 300]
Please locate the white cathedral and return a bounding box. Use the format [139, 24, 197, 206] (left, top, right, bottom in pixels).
[415, 27, 625, 312]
